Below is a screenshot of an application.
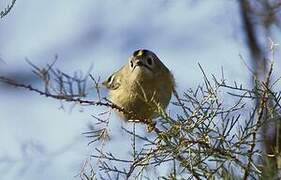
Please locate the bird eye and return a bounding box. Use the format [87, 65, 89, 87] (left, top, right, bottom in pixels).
[130, 60, 134, 68]
[146, 57, 153, 66]
[107, 75, 114, 84]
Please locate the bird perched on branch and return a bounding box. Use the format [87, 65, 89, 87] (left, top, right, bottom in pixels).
[103, 49, 175, 123]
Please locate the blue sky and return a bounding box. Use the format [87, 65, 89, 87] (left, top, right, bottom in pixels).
[1, 1, 279, 179]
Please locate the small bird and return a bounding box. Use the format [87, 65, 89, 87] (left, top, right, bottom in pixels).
[103, 49, 175, 123]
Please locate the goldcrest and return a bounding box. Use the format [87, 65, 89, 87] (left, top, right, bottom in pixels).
[103, 49, 175, 122]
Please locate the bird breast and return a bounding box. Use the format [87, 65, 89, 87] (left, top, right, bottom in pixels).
[108, 69, 174, 121]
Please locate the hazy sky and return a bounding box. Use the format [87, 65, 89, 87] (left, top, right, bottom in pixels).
[0, 1, 278, 180]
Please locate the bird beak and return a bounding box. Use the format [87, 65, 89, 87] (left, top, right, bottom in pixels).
[132, 59, 144, 71]
[132, 58, 153, 72]
[135, 59, 143, 66]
